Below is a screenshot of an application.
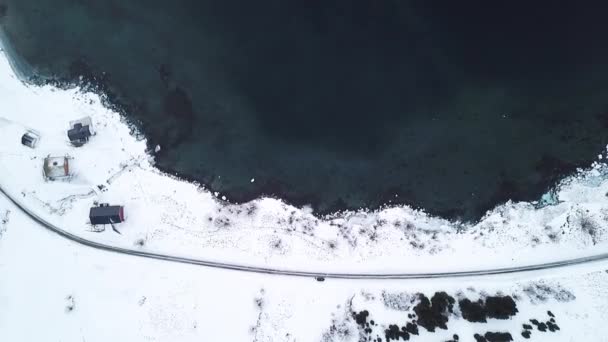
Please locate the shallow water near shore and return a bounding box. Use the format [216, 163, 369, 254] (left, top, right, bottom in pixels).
[1, 1, 608, 221]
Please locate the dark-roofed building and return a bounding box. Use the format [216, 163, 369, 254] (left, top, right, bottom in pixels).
[89, 204, 125, 225]
[68, 117, 94, 146]
[21, 130, 40, 148]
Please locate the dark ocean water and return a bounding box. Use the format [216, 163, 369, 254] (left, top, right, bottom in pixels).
[1, 1, 607, 221]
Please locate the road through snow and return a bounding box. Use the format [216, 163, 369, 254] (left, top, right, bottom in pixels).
[2, 182, 608, 280]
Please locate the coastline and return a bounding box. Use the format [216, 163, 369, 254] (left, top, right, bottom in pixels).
[0, 26, 34, 80]
[2, 2, 607, 221]
[1, 44, 608, 274]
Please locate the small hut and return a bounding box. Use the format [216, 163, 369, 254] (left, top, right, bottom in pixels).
[68, 117, 94, 147]
[21, 130, 40, 148]
[43, 155, 72, 181]
[89, 204, 125, 225]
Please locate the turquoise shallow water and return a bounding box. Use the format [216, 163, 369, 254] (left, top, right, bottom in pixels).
[1, 1, 607, 221]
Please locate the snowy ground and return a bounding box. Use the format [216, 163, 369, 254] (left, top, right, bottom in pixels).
[1, 44, 608, 274]
[2, 192, 608, 341]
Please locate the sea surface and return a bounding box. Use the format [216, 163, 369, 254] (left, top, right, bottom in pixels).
[1, 1, 607, 221]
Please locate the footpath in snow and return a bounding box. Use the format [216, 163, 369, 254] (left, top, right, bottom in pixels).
[1, 46, 608, 274]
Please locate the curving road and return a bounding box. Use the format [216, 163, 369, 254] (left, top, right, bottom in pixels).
[2, 184, 608, 279]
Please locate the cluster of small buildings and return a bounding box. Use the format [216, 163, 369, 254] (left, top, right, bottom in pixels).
[19, 117, 126, 227]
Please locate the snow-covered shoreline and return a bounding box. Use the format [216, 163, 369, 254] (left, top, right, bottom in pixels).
[1, 44, 608, 274]
[3, 190, 608, 341]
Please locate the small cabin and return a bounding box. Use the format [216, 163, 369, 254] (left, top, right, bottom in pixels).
[90, 204, 125, 225]
[68, 117, 94, 146]
[21, 130, 40, 148]
[43, 155, 72, 181]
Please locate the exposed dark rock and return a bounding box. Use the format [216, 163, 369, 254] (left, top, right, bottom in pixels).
[0, 3, 7, 18]
[547, 310, 555, 317]
[522, 324, 532, 330]
[521, 330, 531, 339]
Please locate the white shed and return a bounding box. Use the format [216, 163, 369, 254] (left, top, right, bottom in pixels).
[43, 155, 72, 181]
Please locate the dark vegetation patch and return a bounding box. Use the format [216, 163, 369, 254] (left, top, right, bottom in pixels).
[413, 292, 455, 332]
[444, 334, 459, 342]
[404, 322, 418, 335]
[351, 310, 384, 342]
[520, 312, 561, 339]
[354, 292, 453, 341]
[353, 310, 369, 326]
[459, 299, 486, 322]
[483, 332, 513, 342]
[344, 290, 566, 341]
[459, 296, 518, 323]
[385, 324, 409, 341]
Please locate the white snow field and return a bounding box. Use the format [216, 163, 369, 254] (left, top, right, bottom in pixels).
[2, 193, 608, 342]
[1, 43, 608, 274]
